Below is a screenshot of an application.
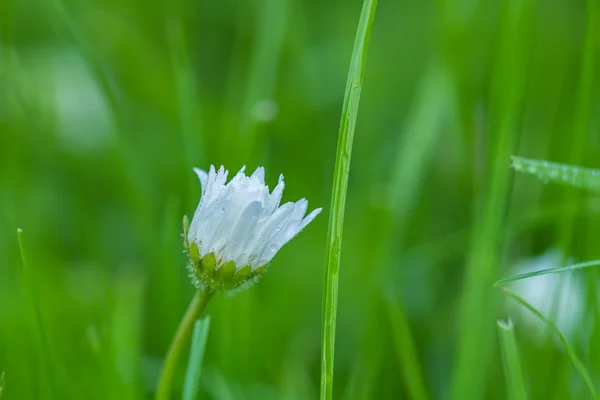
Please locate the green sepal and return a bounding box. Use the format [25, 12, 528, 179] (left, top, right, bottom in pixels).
[225, 265, 252, 289]
[188, 241, 200, 264]
[233, 265, 252, 284]
[217, 261, 236, 283]
[183, 215, 190, 238]
[249, 264, 268, 279]
[201, 253, 216, 279]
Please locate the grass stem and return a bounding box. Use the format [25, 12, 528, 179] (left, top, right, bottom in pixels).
[155, 289, 214, 400]
[320, 0, 377, 398]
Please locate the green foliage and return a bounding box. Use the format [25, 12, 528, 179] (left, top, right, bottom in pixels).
[320, 0, 377, 399]
[495, 260, 600, 287]
[497, 320, 527, 400]
[1, 0, 600, 398]
[183, 317, 211, 400]
[512, 156, 600, 191]
[503, 289, 599, 400]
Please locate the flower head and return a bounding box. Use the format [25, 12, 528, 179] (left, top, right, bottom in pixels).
[185, 165, 322, 292]
[510, 250, 592, 345]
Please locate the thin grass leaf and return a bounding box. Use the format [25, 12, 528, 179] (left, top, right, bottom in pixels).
[183, 317, 211, 400]
[450, 0, 532, 395]
[166, 21, 204, 169]
[497, 319, 528, 400]
[320, 1, 377, 399]
[379, 64, 451, 400]
[503, 288, 599, 400]
[0, 372, 4, 398]
[495, 260, 600, 287]
[111, 271, 144, 400]
[511, 156, 600, 191]
[386, 296, 430, 400]
[17, 229, 55, 399]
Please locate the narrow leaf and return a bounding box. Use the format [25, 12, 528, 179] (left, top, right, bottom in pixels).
[511, 156, 600, 191]
[497, 319, 527, 400]
[503, 288, 598, 400]
[320, 1, 378, 399]
[183, 316, 211, 400]
[495, 259, 600, 287]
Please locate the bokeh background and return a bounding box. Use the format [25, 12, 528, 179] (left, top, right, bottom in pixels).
[1, 0, 600, 398]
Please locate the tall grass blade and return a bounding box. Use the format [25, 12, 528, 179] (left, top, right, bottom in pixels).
[382, 64, 452, 400]
[495, 259, 600, 286]
[111, 271, 144, 399]
[386, 296, 430, 400]
[511, 156, 600, 191]
[451, 0, 532, 396]
[497, 319, 528, 400]
[17, 229, 55, 399]
[238, 0, 290, 159]
[167, 21, 205, 171]
[503, 288, 599, 400]
[320, 0, 378, 399]
[183, 317, 211, 400]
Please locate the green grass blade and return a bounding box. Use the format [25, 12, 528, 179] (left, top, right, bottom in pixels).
[183, 317, 211, 400]
[239, 0, 290, 139]
[451, 0, 532, 395]
[511, 156, 600, 191]
[503, 288, 599, 400]
[386, 296, 430, 400]
[379, 64, 451, 400]
[17, 229, 55, 399]
[495, 260, 600, 287]
[320, 0, 378, 399]
[166, 21, 205, 170]
[111, 272, 144, 399]
[497, 319, 528, 400]
[0, 372, 4, 398]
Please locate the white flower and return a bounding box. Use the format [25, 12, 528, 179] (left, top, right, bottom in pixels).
[185, 165, 322, 291]
[510, 250, 592, 344]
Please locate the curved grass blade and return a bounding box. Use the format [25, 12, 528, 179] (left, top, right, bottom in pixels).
[320, 0, 378, 399]
[386, 295, 430, 400]
[495, 260, 600, 287]
[17, 229, 55, 399]
[503, 288, 599, 400]
[183, 317, 211, 400]
[511, 156, 600, 191]
[497, 320, 527, 400]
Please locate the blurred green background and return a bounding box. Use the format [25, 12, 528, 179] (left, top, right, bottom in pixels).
[1, 0, 600, 398]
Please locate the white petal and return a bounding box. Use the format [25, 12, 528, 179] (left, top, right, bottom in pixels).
[258, 199, 309, 264]
[251, 166, 265, 184]
[241, 202, 295, 267]
[262, 204, 321, 265]
[225, 201, 262, 266]
[214, 166, 229, 189]
[297, 207, 322, 234]
[195, 196, 231, 254]
[266, 175, 285, 215]
[193, 167, 209, 194]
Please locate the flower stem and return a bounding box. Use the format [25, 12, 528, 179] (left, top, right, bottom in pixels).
[155, 289, 214, 400]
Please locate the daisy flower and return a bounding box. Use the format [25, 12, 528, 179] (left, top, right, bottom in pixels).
[184, 165, 322, 292]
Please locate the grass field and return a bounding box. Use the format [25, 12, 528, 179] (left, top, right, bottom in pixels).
[1, 0, 600, 398]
